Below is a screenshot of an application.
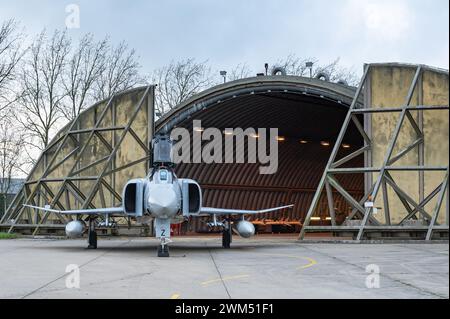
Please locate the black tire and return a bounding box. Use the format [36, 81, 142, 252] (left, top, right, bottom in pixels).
[315, 72, 330, 82]
[271, 66, 287, 76]
[157, 245, 170, 257]
[88, 230, 97, 249]
[222, 228, 231, 248]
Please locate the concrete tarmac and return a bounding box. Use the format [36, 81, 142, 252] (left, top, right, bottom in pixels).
[0, 236, 448, 299]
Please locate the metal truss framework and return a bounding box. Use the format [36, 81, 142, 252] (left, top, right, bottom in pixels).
[299, 65, 449, 241]
[1, 86, 155, 235]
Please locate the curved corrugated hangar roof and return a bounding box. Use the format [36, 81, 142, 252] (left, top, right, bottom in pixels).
[156, 76, 364, 232]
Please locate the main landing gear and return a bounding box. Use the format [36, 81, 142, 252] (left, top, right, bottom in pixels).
[222, 217, 232, 249]
[87, 218, 97, 249]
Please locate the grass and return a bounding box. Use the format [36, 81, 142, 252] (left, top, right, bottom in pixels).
[0, 232, 18, 239]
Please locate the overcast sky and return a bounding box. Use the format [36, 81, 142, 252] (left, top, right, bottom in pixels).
[1, 0, 449, 78]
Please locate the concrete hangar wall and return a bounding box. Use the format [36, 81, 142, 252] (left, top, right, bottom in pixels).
[369, 65, 448, 226]
[1, 63, 448, 237]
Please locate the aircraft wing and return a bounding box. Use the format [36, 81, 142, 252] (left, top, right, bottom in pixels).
[199, 204, 294, 216]
[23, 204, 124, 216]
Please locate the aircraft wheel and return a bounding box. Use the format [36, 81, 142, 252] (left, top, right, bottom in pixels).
[157, 244, 169, 257]
[222, 228, 231, 249]
[87, 230, 97, 249]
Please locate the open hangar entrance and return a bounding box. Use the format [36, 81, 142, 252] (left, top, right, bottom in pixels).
[156, 76, 365, 235]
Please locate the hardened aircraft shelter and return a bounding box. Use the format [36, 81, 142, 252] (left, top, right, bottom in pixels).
[1, 63, 448, 240]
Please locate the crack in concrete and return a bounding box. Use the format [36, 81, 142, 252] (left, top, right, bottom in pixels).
[298, 244, 448, 299]
[394, 243, 449, 256]
[206, 241, 232, 299]
[21, 239, 131, 299]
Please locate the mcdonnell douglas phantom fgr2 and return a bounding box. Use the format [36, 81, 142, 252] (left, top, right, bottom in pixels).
[25, 135, 293, 257]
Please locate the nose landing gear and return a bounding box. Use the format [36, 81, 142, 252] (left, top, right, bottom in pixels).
[157, 237, 170, 257]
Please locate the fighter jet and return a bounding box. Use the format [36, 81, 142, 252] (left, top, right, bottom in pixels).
[24, 135, 293, 257]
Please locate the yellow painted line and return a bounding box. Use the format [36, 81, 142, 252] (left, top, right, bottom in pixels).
[298, 257, 317, 270]
[259, 253, 318, 270]
[201, 274, 250, 286]
[170, 294, 180, 299]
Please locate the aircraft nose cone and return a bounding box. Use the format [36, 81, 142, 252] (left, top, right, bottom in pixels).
[148, 185, 179, 218]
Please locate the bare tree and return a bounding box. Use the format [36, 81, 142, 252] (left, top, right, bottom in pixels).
[273, 54, 359, 85]
[14, 29, 144, 168]
[151, 55, 359, 117]
[152, 58, 215, 116]
[228, 63, 253, 81]
[0, 115, 26, 214]
[93, 41, 144, 101]
[17, 29, 71, 150]
[0, 19, 24, 118]
[273, 55, 318, 77]
[61, 34, 108, 121]
[314, 58, 359, 86]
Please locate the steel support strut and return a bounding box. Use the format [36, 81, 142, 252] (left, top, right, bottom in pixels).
[3, 86, 155, 235]
[299, 65, 371, 239]
[300, 64, 449, 241]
